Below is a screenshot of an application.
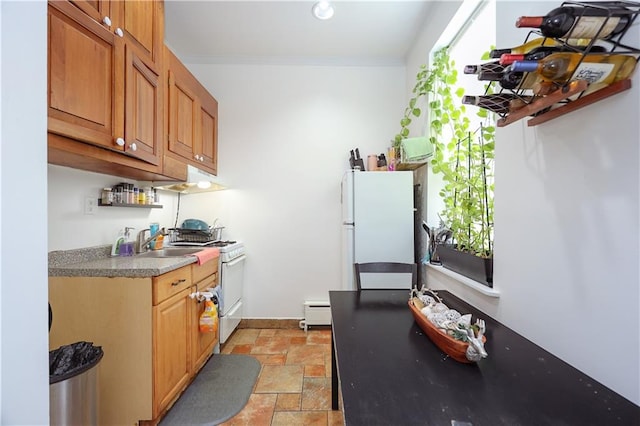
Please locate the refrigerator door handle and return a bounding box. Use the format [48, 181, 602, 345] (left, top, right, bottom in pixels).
[343, 221, 354, 226]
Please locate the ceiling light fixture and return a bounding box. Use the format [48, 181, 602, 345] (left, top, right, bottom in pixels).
[312, 1, 334, 20]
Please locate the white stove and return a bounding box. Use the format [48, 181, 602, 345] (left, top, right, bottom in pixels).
[171, 238, 246, 343]
[212, 241, 245, 263]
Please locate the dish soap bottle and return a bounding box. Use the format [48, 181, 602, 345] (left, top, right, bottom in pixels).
[111, 227, 135, 256]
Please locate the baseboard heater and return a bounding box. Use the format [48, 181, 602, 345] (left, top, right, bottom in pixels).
[299, 301, 331, 332]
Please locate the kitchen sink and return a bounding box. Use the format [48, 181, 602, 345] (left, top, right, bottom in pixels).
[136, 247, 203, 258]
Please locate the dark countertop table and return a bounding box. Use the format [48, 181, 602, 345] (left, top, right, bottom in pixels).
[329, 290, 639, 426]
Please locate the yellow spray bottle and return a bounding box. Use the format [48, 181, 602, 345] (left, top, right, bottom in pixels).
[190, 291, 219, 334]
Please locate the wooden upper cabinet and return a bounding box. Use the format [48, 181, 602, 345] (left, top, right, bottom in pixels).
[47, 0, 163, 169]
[166, 47, 219, 175]
[48, 2, 124, 152]
[113, 0, 164, 67]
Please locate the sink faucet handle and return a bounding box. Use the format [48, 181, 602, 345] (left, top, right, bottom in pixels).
[136, 228, 151, 253]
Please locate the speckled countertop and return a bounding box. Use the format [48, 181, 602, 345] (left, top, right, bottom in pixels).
[48, 245, 197, 278]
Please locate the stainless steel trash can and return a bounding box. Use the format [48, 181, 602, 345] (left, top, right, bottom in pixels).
[50, 342, 103, 426]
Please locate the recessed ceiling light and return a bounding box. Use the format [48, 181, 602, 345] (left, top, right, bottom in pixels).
[312, 1, 334, 20]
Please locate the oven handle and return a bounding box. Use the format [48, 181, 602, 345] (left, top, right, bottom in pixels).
[223, 254, 247, 267]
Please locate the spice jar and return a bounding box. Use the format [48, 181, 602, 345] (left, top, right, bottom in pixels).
[101, 188, 113, 205]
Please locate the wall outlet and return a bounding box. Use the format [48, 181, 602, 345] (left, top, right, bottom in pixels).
[84, 197, 97, 215]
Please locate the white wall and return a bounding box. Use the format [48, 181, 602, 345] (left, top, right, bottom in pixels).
[426, 0, 640, 405]
[178, 64, 406, 318]
[47, 165, 179, 251]
[1, 1, 49, 424]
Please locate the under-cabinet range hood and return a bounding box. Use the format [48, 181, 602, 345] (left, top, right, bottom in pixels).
[154, 165, 227, 194]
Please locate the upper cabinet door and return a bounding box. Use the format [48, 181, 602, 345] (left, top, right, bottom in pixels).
[114, 0, 164, 68]
[124, 47, 162, 165]
[168, 68, 199, 163]
[69, 0, 112, 27]
[198, 90, 218, 175]
[48, 2, 124, 152]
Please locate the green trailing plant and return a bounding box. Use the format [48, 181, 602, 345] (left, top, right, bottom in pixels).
[396, 46, 494, 258]
[394, 48, 466, 147]
[429, 47, 495, 258]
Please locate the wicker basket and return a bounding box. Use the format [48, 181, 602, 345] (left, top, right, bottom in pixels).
[408, 297, 486, 363]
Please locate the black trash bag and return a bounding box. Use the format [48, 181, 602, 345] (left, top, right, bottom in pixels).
[49, 341, 103, 384]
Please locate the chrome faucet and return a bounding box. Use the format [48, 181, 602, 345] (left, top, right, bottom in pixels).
[136, 227, 165, 253]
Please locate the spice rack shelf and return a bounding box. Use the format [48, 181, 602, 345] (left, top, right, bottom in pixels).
[492, 1, 640, 127]
[98, 201, 163, 209]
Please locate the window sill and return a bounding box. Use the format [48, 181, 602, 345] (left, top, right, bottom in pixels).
[426, 264, 500, 298]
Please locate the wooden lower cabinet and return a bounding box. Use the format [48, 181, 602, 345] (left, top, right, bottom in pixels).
[49, 258, 219, 425]
[153, 286, 191, 418]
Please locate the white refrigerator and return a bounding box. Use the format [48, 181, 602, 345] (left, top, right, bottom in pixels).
[341, 170, 415, 290]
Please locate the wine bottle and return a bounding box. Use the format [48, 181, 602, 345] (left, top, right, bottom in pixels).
[489, 36, 591, 59]
[499, 44, 608, 65]
[477, 69, 541, 91]
[462, 93, 535, 115]
[489, 37, 561, 58]
[510, 52, 637, 86]
[464, 61, 505, 75]
[516, 5, 632, 39]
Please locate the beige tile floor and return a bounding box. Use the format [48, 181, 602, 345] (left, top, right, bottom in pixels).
[219, 328, 344, 426]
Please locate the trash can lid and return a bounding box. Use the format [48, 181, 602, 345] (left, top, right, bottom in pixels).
[49, 341, 103, 385]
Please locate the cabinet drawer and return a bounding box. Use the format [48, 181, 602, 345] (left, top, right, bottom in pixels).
[196, 274, 218, 292]
[153, 267, 191, 305]
[192, 257, 219, 284]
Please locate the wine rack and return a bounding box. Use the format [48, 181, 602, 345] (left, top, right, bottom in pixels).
[487, 1, 640, 127]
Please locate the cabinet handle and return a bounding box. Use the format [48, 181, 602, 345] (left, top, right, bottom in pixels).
[129, 142, 137, 152]
[102, 16, 112, 27]
[115, 137, 125, 147]
[194, 154, 200, 161]
[171, 279, 186, 287]
[115, 28, 124, 37]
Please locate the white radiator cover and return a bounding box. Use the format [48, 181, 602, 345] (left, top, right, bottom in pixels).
[299, 301, 331, 331]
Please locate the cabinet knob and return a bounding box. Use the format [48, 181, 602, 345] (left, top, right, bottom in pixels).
[115, 28, 124, 38]
[115, 137, 125, 147]
[102, 16, 112, 27]
[194, 154, 201, 161]
[129, 143, 138, 152]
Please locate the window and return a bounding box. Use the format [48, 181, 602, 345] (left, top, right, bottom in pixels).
[426, 0, 496, 230]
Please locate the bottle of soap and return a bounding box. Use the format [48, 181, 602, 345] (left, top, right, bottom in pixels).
[119, 227, 135, 256]
[112, 227, 135, 256]
[111, 228, 125, 256]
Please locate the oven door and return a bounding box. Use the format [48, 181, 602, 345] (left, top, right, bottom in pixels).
[220, 300, 243, 344]
[220, 254, 246, 316]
